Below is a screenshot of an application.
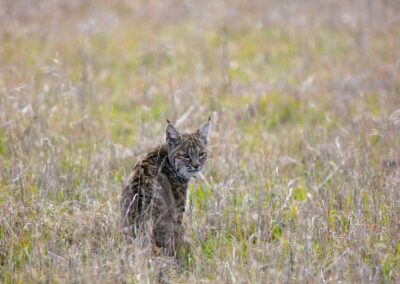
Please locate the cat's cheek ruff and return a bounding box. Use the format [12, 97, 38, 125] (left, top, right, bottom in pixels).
[172, 158, 189, 179]
[181, 170, 195, 179]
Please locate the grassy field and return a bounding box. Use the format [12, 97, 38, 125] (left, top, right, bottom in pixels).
[1, 0, 400, 282]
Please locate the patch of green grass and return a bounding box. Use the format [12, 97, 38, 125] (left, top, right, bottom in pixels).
[0, 129, 7, 156]
[258, 92, 302, 129]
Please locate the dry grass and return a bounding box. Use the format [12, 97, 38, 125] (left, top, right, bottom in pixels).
[1, 0, 400, 282]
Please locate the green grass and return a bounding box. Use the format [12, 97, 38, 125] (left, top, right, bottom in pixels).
[1, 0, 400, 283]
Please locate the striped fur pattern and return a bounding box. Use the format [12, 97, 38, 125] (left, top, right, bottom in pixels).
[121, 119, 210, 254]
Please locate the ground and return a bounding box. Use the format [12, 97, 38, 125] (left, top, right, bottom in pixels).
[0, 0, 400, 282]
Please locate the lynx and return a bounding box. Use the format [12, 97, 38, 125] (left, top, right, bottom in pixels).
[120, 119, 211, 254]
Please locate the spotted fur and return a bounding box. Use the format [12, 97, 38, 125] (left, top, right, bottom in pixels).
[120, 119, 210, 254]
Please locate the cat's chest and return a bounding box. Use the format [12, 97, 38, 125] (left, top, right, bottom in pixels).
[172, 184, 188, 204]
[156, 173, 187, 205]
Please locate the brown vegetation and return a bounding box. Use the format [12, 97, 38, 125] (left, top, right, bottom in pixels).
[0, 0, 400, 282]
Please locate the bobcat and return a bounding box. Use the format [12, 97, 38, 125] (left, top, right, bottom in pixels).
[120, 118, 211, 254]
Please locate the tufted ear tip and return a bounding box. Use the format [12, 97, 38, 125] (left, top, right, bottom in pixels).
[198, 119, 211, 143]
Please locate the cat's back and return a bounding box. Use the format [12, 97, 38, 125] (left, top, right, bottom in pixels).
[120, 144, 168, 228]
[129, 144, 168, 186]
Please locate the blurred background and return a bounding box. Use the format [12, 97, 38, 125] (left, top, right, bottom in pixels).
[1, 0, 400, 282]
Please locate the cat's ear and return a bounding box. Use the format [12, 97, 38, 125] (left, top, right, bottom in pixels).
[166, 120, 181, 148]
[198, 117, 211, 144]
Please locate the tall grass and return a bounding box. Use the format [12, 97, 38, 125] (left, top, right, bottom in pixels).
[1, 0, 400, 282]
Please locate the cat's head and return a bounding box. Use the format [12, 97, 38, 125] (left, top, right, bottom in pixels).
[166, 118, 211, 179]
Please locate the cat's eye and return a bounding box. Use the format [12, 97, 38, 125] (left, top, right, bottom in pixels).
[182, 154, 190, 160]
[199, 152, 206, 157]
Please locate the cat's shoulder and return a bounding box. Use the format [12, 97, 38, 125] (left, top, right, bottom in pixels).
[132, 144, 168, 171]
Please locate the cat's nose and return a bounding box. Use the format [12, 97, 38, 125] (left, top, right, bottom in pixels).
[193, 163, 200, 169]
